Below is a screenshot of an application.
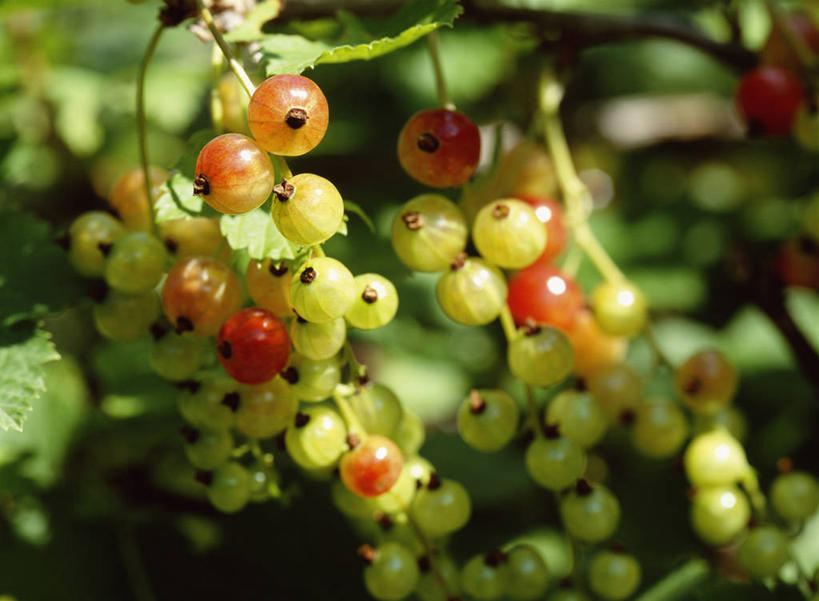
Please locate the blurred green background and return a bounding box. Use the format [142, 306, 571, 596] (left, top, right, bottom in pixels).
[1, 0, 818, 599]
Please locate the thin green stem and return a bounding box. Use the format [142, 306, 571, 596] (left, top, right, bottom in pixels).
[312, 244, 326, 258]
[273, 154, 293, 180]
[633, 559, 709, 601]
[526, 385, 542, 438]
[427, 31, 454, 110]
[561, 241, 583, 278]
[333, 387, 366, 436]
[196, 0, 256, 97]
[539, 69, 625, 284]
[499, 305, 518, 342]
[136, 24, 164, 233]
[210, 43, 224, 133]
[343, 340, 368, 381]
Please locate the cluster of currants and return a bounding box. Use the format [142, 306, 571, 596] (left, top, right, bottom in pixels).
[736, 12, 819, 144]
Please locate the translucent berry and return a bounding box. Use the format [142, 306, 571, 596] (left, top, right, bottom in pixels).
[391, 194, 468, 272]
[590, 281, 648, 337]
[103, 232, 168, 294]
[68, 211, 125, 277]
[690, 484, 750, 546]
[345, 273, 399, 330]
[193, 133, 275, 214]
[736, 66, 805, 136]
[546, 390, 608, 448]
[588, 550, 641, 601]
[341, 435, 404, 498]
[506, 544, 549, 600]
[271, 173, 344, 245]
[178, 376, 237, 431]
[770, 471, 819, 522]
[290, 257, 356, 323]
[397, 108, 480, 188]
[526, 428, 587, 491]
[457, 389, 519, 452]
[282, 354, 340, 402]
[362, 542, 420, 601]
[436, 255, 507, 326]
[391, 409, 425, 456]
[473, 199, 547, 269]
[248, 74, 329, 156]
[560, 480, 621, 543]
[149, 332, 204, 381]
[411, 474, 471, 537]
[461, 551, 510, 601]
[674, 349, 738, 414]
[508, 325, 574, 387]
[93, 290, 159, 341]
[236, 377, 298, 439]
[631, 401, 689, 459]
[182, 426, 233, 470]
[289, 315, 346, 360]
[350, 383, 404, 438]
[568, 309, 627, 378]
[203, 462, 253, 513]
[517, 195, 567, 263]
[737, 526, 789, 579]
[217, 308, 290, 385]
[587, 363, 642, 422]
[284, 405, 347, 470]
[507, 263, 584, 332]
[159, 217, 228, 262]
[684, 429, 749, 487]
[161, 257, 242, 336]
[108, 166, 168, 231]
[246, 258, 294, 318]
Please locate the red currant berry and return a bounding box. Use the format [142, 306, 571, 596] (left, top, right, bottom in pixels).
[217, 308, 291, 385]
[248, 74, 329, 156]
[736, 67, 805, 136]
[193, 133, 275, 214]
[516, 195, 567, 263]
[507, 263, 583, 331]
[568, 309, 626, 378]
[340, 435, 404, 498]
[397, 109, 480, 188]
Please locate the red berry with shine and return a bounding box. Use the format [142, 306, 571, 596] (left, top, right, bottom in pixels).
[217, 308, 291, 385]
[397, 108, 480, 188]
[516, 195, 568, 263]
[736, 67, 805, 136]
[340, 435, 404, 498]
[507, 263, 584, 332]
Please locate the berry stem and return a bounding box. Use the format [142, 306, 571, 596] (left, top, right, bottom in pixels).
[763, 0, 817, 69]
[538, 69, 626, 284]
[273, 154, 293, 180]
[332, 387, 367, 437]
[343, 340, 367, 382]
[210, 43, 224, 133]
[312, 244, 326, 258]
[499, 305, 518, 342]
[136, 23, 164, 234]
[427, 31, 454, 110]
[195, 0, 256, 98]
[526, 384, 543, 438]
[632, 558, 709, 601]
[561, 241, 583, 278]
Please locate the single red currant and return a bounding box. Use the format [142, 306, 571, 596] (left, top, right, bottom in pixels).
[517, 195, 567, 263]
[193, 133, 275, 214]
[507, 263, 584, 331]
[217, 308, 291, 385]
[340, 434, 404, 498]
[248, 74, 329, 156]
[736, 66, 805, 136]
[397, 109, 480, 188]
[568, 309, 626, 378]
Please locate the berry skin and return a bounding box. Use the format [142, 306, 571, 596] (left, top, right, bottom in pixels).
[517, 195, 567, 263]
[290, 257, 356, 323]
[182, 427, 233, 470]
[674, 349, 737, 414]
[103, 232, 168, 294]
[736, 66, 805, 136]
[411, 475, 471, 537]
[161, 256, 242, 336]
[283, 354, 341, 402]
[590, 281, 648, 337]
[416, 553, 461, 601]
[340, 435, 404, 498]
[560, 480, 621, 543]
[684, 429, 749, 487]
[391, 409, 425, 456]
[217, 72, 249, 134]
[178, 376, 237, 431]
[473, 200, 547, 269]
[284, 405, 347, 470]
[461, 552, 510, 601]
[508, 325, 574, 387]
[93, 290, 159, 342]
[204, 462, 253, 513]
[793, 106, 819, 151]
[507, 263, 584, 332]
[289, 316, 346, 360]
[159, 217, 229, 262]
[546, 390, 608, 448]
[362, 542, 420, 601]
[247, 74, 329, 156]
[68, 211, 125, 277]
[568, 309, 627, 377]
[350, 383, 404, 438]
[770, 471, 819, 522]
[587, 363, 642, 422]
[246, 258, 294, 318]
[397, 108, 480, 188]
[588, 551, 641, 601]
[690, 484, 750, 546]
[345, 273, 399, 330]
[149, 332, 204, 382]
[525, 431, 587, 491]
[217, 308, 290, 385]
[457, 389, 519, 452]
[436, 255, 507, 326]
[737, 526, 789, 579]
[193, 133, 275, 214]
[631, 401, 689, 459]
[271, 173, 344, 246]
[391, 194, 468, 272]
[505, 544, 549, 600]
[235, 377, 297, 439]
[762, 13, 819, 71]
[108, 166, 168, 231]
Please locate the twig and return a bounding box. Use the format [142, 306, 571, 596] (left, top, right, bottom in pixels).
[136, 24, 164, 232]
[427, 31, 454, 110]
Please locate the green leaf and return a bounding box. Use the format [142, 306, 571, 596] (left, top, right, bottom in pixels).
[224, 0, 283, 41]
[219, 208, 301, 261]
[232, 0, 462, 75]
[153, 173, 206, 223]
[173, 129, 218, 177]
[343, 200, 375, 233]
[0, 211, 85, 326]
[0, 327, 60, 432]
